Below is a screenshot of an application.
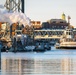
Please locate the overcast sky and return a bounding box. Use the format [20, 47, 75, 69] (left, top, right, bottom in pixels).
[1, 0, 76, 27]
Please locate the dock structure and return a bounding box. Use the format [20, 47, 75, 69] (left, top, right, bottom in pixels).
[34, 29, 64, 40]
[34, 29, 76, 40]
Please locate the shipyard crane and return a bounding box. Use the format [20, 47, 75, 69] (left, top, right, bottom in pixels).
[4, 0, 24, 13]
[0, 0, 25, 51]
[0, 0, 25, 42]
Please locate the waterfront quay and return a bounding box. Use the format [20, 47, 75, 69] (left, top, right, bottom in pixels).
[1, 27, 76, 52]
[0, 12, 76, 52]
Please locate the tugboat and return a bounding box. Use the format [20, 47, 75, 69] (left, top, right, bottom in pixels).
[55, 28, 76, 49]
[34, 41, 45, 52]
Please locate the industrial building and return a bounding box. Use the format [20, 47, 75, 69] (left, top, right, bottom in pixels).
[42, 13, 73, 29]
[31, 21, 42, 29]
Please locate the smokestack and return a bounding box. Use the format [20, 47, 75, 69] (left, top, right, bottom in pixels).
[21, 0, 24, 13]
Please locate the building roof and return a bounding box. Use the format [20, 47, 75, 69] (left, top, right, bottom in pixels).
[47, 19, 67, 24]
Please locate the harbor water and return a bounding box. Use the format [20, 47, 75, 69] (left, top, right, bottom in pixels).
[1, 47, 76, 75]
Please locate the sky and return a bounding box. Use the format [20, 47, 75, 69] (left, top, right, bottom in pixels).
[1, 0, 76, 27]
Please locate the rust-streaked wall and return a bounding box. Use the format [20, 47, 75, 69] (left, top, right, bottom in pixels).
[31, 21, 42, 29]
[0, 22, 2, 29]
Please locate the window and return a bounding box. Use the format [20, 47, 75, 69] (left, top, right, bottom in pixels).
[53, 21, 56, 23]
[60, 21, 63, 23]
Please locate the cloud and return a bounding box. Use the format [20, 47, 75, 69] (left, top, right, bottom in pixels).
[0, 4, 4, 9]
[4, 11, 31, 26]
[0, 11, 12, 23]
[0, 7, 31, 26]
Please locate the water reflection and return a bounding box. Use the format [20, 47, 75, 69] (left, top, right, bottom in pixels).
[1, 53, 76, 75]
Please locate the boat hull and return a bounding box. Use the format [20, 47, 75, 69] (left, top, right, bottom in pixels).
[56, 46, 76, 49]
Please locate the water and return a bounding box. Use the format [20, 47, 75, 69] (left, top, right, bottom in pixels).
[1, 47, 76, 75]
